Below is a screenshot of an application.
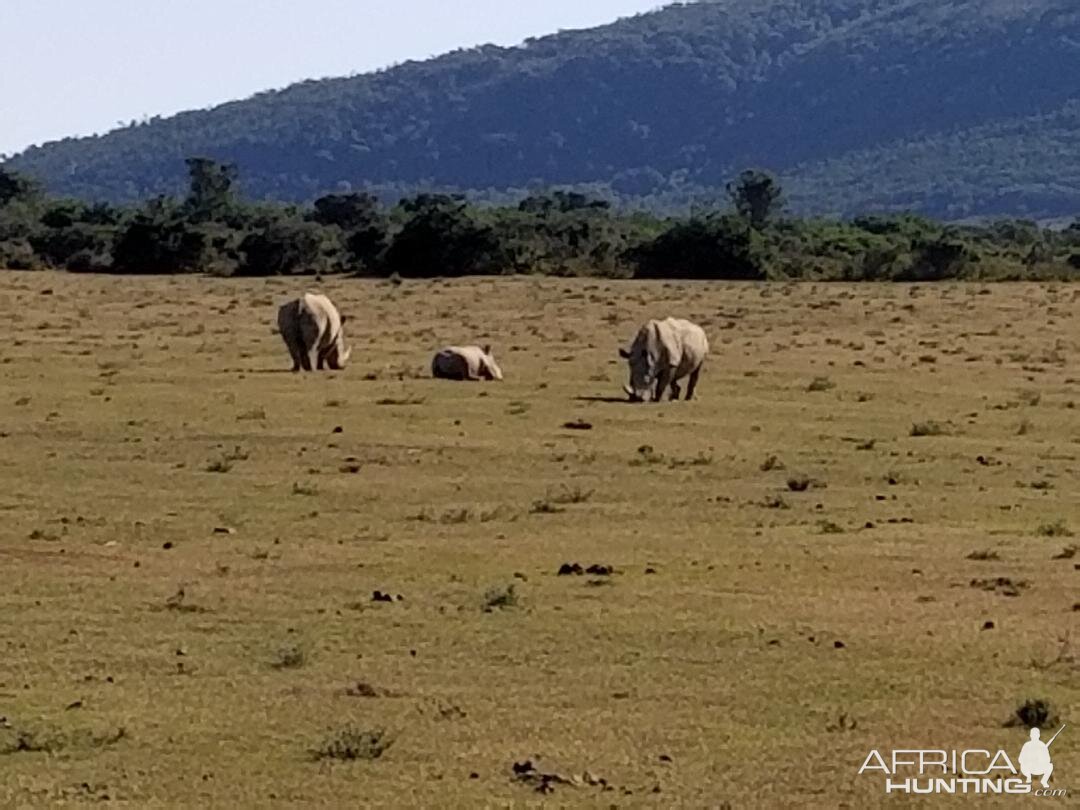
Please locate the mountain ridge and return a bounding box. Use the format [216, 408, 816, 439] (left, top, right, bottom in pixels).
[7, 0, 1080, 218]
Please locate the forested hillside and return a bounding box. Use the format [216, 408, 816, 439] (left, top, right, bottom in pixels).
[6, 0, 1080, 218]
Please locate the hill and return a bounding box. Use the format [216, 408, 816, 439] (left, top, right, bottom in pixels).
[6, 0, 1080, 218]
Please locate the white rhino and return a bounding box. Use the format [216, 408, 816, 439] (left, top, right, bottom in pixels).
[277, 292, 351, 372]
[619, 317, 708, 402]
[432, 345, 503, 381]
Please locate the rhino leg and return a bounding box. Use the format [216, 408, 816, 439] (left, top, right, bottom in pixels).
[284, 339, 302, 372]
[281, 324, 304, 372]
[297, 316, 322, 372]
[296, 336, 315, 371]
[686, 367, 701, 401]
[652, 369, 671, 403]
[670, 380, 681, 401]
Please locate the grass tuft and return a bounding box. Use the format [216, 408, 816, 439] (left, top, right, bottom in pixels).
[310, 727, 394, 762]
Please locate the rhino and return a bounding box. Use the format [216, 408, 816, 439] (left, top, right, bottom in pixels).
[432, 345, 503, 381]
[277, 292, 352, 372]
[619, 317, 708, 402]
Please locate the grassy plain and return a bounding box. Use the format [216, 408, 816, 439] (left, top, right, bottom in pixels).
[0, 271, 1078, 807]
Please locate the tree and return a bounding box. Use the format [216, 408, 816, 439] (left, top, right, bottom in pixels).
[111, 198, 207, 274]
[310, 193, 389, 272]
[632, 214, 768, 280]
[30, 223, 113, 270]
[183, 157, 237, 222]
[0, 168, 39, 207]
[311, 193, 380, 230]
[726, 169, 784, 229]
[237, 220, 331, 276]
[384, 194, 503, 277]
[897, 238, 972, 281]
[518, 190, 611, 215]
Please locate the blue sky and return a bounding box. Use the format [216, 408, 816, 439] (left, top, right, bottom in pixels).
[1, 0, 667, 156]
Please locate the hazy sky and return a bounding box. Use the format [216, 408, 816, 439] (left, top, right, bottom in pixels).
[0, 0, 668, 156]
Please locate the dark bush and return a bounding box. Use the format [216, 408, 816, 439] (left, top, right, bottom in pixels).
[896, 238, 972, 281]
[30, 223, 113, 268]
[112, 207, 207, 275]
[237, 219, 337, 276]
[384, 194, 503, 277]
[632, 214, 767, 280]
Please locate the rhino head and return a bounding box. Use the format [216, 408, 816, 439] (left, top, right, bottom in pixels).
[619, 344, 653, 403]
[326, 343, 352, 370]
[326, 315, 352, 370]
[479, 345, 503, 381]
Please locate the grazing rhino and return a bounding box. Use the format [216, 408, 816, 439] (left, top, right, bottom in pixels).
[619, 317, 708, 402]
[277, 292, 351, 372]
[432, 345, 503, 381]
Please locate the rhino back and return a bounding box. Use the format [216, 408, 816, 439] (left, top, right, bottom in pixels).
[669, 319, 709, 371]
[277, 299, 301, 331]
[652, 318, 707, 376]
[299, 293, 343, 347]
[433, 347, 477, 379]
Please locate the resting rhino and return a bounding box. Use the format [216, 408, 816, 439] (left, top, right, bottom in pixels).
[432, 345, 503, 381]
[619, 317, 708, 402]
[277, 292, 351, 372]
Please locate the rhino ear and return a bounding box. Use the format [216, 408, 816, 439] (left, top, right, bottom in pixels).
[619, 348, 630, 359]
[340, 314, 348, 325]
[483, 344, 492, 356]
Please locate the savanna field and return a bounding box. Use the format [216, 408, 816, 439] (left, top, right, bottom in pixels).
[1, 271, 1078, 807]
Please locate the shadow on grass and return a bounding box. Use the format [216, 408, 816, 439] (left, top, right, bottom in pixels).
[573, 395, 637, 405]
[221, 367, 312, 374]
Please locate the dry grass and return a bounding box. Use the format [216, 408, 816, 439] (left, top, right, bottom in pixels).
[0, 271, 1077, 806]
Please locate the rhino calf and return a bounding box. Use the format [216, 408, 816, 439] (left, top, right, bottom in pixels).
[619, 317, 708, 402]
[432, 345, 503, 381]
[277, 292, 351, 372]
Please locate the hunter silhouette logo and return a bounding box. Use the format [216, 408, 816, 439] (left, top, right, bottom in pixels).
[1019, 725, 1065, 789]
[858, 724, 1068, 796]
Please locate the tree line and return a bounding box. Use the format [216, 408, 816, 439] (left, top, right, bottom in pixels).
[2, 160, 1080, 281]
